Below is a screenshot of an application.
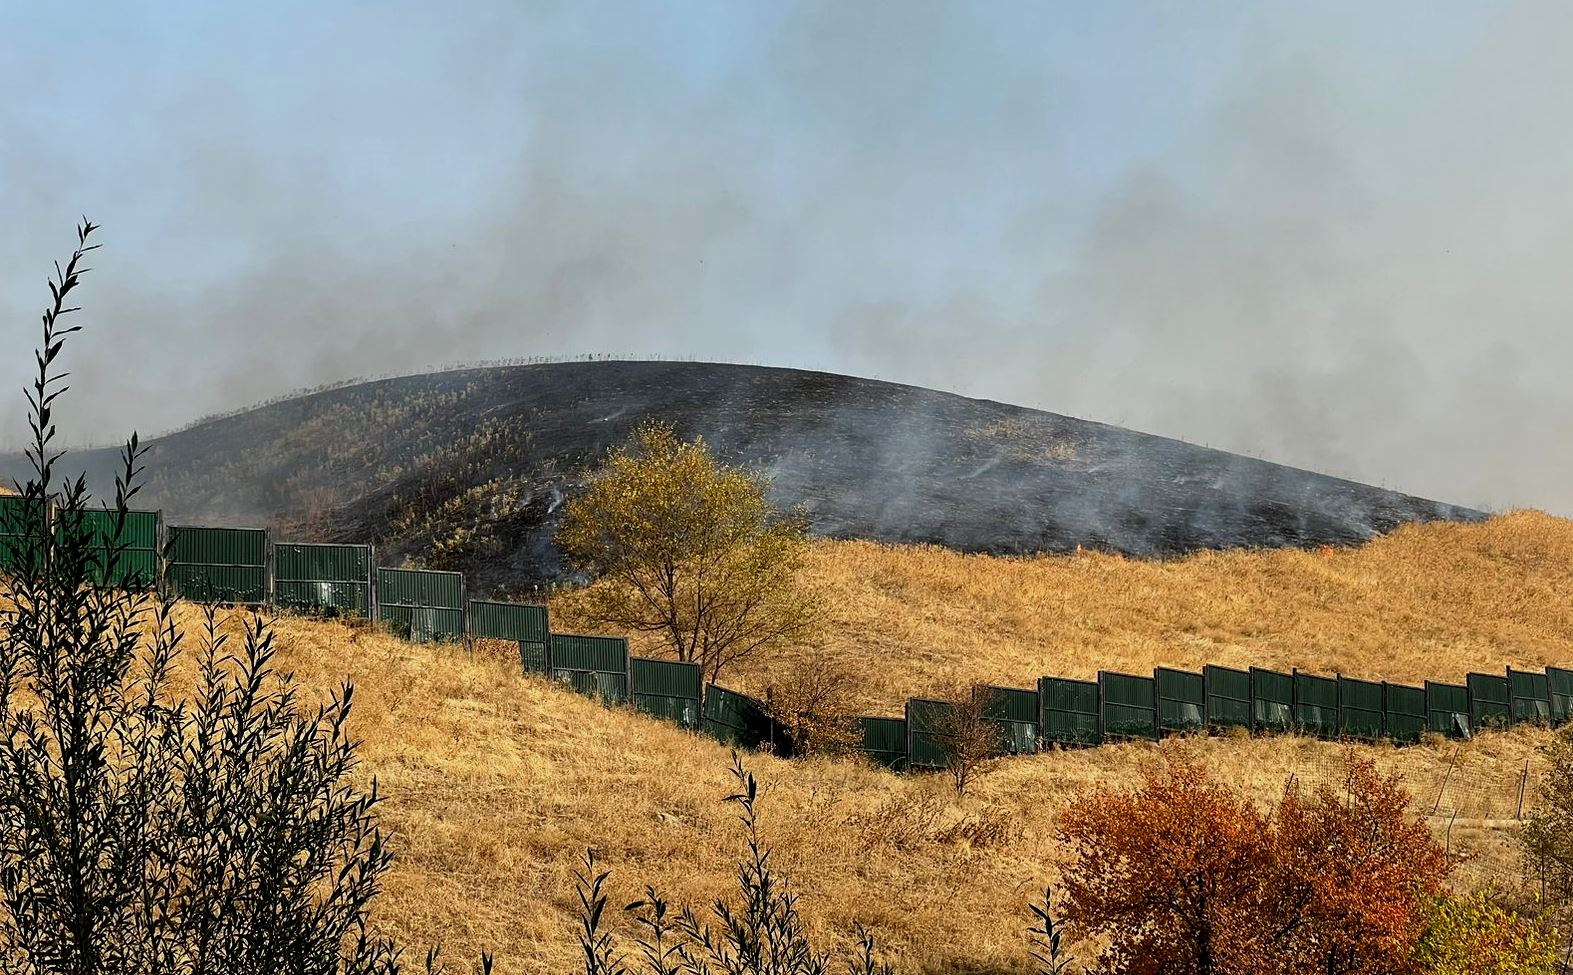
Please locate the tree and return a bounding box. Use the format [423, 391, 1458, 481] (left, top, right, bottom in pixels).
[762, 651, 862, 757]
[557, 421, 817, 685]
[1058, 761, 1274, 975]
[1521, 727, 1573, 906]
[923, 683, 1006, 797]
[0, 221, 399, 973]
[1057, 757, 1452, 975]
[1268, 760, 1449, 975]
[1413, 891, 1559, 975]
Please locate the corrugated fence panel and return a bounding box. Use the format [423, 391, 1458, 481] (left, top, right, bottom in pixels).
[1156, 667, 1204, 736]
[1338, 675, 1384, 741]
[859, 716, 907, 771]
[58, 508, 160, 589]
[1204, 664, 1252, 732]
[376, 567, 464, 643]
[1468, 672, 1511, 730]
[0, 495, 48, 574]
[550, 634, 629, 705]
[1100, 671, 1157, 742]
[704, 685, 775, 750]
[906, 698, 957, 770]
[1551, 667, 1573, 725]
[1384, 683, 1427, 743]
[1426, 681, 1471, 738]
[1509, 668, 1552, 725]
[976, 684, 1039, 755]
[469, 600, 550, 673]
[168, 526, 267, 604]
[631, 657, 702, 729]
[1039, 676, 1101, 747]
[1294, 670, 1339, 739]
[469, 600, 548, 643]
[274, 542, 372, 618]
[1251, 668, 1294, 732]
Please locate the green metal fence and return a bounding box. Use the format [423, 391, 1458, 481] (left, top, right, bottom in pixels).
[1338, 675, 1384, 741]
[0, 495, 48, 575]
[859, 716, 907, 771]
[1293, 670, 1339, 739]
[1426, 681, 1471, 738]
[704, 685, 776, 750]
[1156, 667, 1205, 736]
[1384, 682, 1427, 743]
[376, 567, 464, 642]
[1203, 664, 1252, 732]
[550, 634, 629, 705]
[1508, 667, 1552, 725]
[1100, 671, 1157, 742]
[631, 657, 702, 729]
[976, 684, 1039, 755]
[1039, 676, 1101, 747]
[168, 525, 268, 604]
[274, 542, 372, 618]
[1251, 668, 1294, 732]
[906, 698, 958, 770]
[469, 600, 550, 673]
[1467, 672, 1511, 730]
[57, 507, 160, 589]
[1551, 667, 1573, 725]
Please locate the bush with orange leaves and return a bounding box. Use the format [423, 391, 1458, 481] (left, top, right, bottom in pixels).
[1057, 757, 1449, 975]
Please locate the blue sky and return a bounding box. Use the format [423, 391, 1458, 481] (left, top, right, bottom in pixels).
[2, 1, 1568, 513]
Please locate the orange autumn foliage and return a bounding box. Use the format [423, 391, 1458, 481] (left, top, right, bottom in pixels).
[1059, 758, 1449, 975]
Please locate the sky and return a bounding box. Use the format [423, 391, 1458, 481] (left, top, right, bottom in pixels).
[1, 1, 1569, 514]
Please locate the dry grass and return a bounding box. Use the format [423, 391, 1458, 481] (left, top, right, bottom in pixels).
[240, 512, 1573, 973]
[556, 510, 1573, 714]
[243, 608, 1558, 974]
[15, 511, 1570, 971]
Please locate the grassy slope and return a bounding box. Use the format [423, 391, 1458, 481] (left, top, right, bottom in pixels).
[559, 509, 1573, 714]
[247, 511, 1573, 973]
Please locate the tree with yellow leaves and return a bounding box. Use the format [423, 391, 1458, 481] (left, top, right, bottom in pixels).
[557, 421, 817, 685]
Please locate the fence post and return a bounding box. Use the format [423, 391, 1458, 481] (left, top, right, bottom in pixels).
[1517, 759, 1530, 819]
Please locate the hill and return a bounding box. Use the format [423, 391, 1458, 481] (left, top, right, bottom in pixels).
[189, 513, 1570, 971]
[6, 362, 1483, 593]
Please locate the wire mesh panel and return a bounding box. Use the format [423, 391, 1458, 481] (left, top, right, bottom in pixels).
[975, 684, 1039, 755]
[274, 542, 372, 618]
[631, 657, 702, 729]
[168, 526, 268, 604]
[0, 495, 48, 575]
[1467, 672, 1512, 731]
[1156, 667, 1204, 736]
[859, 716, 908, 771]
[468, 600, 549, 672]
[1251, 668, 1294, 733]
[906, 698, 958, 770]
[1204, 664, 1252, 732]
[1293, 670, 1339, 739]
[56, 507, 160, 589]
[376, 567, 464, 642]
[1100, 671, 1157, 742]
[1383, 682, 1427, 744]
[1550, 667, 1573, 725]
[1508, 668, 1552, 725]
[1039, 676, 1101, 747]
[1338, 675, 1384, 741]
[549, 634, 629, 705]
[1426, 681, 1471, 738]
[703, 685, 777, 751]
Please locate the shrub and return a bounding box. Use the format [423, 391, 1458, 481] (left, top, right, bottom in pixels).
[1413, 890, 1559, 975]
[0, 221, 399, 972]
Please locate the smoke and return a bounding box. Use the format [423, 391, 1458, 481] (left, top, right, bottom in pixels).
[2, 2, 1570, 513]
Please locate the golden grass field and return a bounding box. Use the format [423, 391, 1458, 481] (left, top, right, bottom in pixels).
[200, 509, 1571, 973]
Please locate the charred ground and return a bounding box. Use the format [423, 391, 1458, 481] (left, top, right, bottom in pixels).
[5, 361, 1483, 595]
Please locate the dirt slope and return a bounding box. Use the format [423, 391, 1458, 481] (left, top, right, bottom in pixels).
[7, 362, 1482, 594]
